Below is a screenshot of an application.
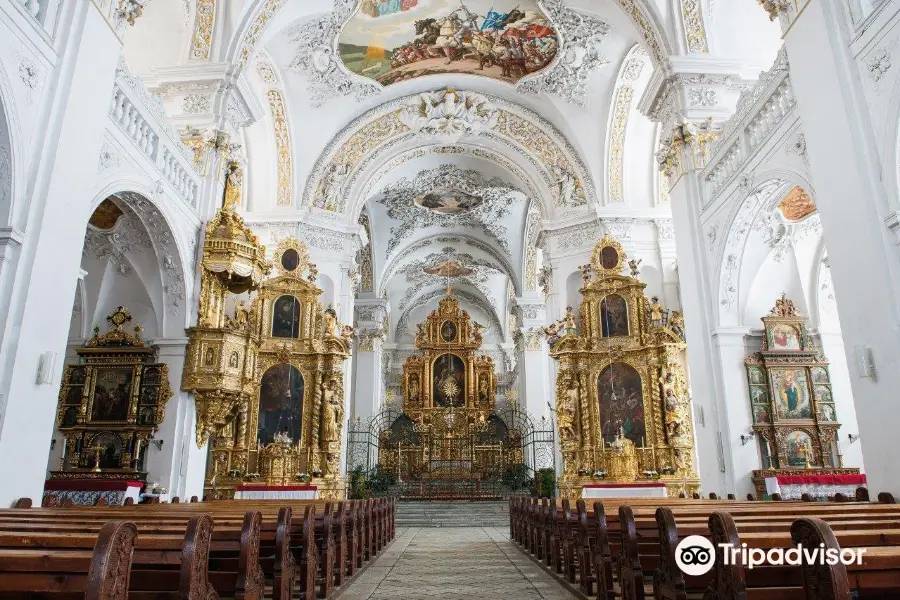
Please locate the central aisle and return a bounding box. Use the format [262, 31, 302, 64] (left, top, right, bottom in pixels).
[336, 527, 575, 600]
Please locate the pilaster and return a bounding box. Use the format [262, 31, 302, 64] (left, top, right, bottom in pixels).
[514, 297, 552, 420]
[775, 0, 900, 494]
[352, 299, 389, 420]
[0, 1, 124, 506]
[146, 338, 208, 499]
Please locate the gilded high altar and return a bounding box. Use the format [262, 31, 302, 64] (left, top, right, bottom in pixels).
[377, 292, 521, 484]
[547, 235, 700, 498]
[182, 162, 351, 499]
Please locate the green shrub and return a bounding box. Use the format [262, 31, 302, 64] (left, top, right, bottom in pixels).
[366, 464, 397, 496]
[502, 464, 530, 491]
[348, 465, 369, 499]
[530, 467, 556, 498]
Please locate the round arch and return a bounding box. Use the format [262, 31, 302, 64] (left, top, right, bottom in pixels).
[303, 89, 599, 222]
[715, 167, 817, 327]
[85, 180, 193, 337]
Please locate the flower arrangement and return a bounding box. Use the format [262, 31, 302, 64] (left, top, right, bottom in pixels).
[228, 469, 243, 478]
[660, 465, 675, 475]
[311, 470, 323, 478]
[592, 470, 607, 479]
[577, 469, 591, 477]
[296, 472, 310, 482]
[642, 469, 660, 479]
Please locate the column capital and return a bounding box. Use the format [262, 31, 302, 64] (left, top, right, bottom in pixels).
[355, 298, 389, 327]
[356, 328, 386, 352]
[145, 63, 265, 135]
[514, 327, 545, 352]
[758, 0, 810, 33]
[94, 0, 152, 39]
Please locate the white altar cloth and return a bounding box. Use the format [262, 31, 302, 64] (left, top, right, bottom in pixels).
[233, 484, 318, 500]
[581, 482, 669, 499]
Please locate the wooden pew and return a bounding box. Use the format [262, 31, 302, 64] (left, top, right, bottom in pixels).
[0, 520, 137, 600]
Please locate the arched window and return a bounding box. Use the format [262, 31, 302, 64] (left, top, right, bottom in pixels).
[258, 364, 303, 446]
[598, 363, 644, 446]
[600, 294, 629, 337]
[271, 295, 300, 338]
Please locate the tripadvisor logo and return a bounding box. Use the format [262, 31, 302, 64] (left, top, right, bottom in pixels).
[675, 536, 715, 576]
[675, 535, 868, 576]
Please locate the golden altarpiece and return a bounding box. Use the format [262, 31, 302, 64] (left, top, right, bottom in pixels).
[183, 162, 352, 499]
[376, 291, 523, 486]
[52, 307, 172, 480]
[547, 235, 700, 498]
[747, 294, 859, 498]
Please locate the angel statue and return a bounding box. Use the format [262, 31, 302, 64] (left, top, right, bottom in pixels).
[578, 264, 592, 286]
[628, 257, 642, 277]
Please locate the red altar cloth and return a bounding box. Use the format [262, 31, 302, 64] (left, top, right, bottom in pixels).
[772, 474, 867, 486]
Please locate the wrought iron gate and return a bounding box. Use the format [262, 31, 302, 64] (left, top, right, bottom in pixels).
[346, 405, 555, 498]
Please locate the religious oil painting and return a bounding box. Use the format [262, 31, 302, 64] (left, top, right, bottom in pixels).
[433, 353, 466, 407]
[272, 295, 301, 338]
[752, 404, 771, 424]
[749, 386, 768, 405]
[600, 245, 620, 270]
[258, 364, 304, 446]
[818, 402, 836, 422]
[811, 367, 829, 384]
[413, 189, 483, 214]
[769, 323, 801, 351]
[407, 373, 421, 407]
[815, 385, 833, 404]
[770, 368, 812, 419]
[440, 320, 458, 342]
[747, 366, 765, 385]
[338, 0, 558, 86]
[600, 294, 629, 337]
[91, 432, 123, 470]
[90, 367, 133, 422]
[598, 362, 645, 446]
[785, 430, 814, 467]
[777, 186, 816, 222]
[281, 248, 300, 272]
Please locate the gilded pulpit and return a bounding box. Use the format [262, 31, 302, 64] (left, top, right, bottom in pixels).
[546, 235, 700, 498]
[184, 163, 352, 499]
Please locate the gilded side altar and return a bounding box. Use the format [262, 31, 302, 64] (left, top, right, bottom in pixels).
[183, 162, 351, 499]
[547, 235, 699, 499]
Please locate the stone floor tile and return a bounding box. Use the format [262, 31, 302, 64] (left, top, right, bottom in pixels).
[336, 527, 574, 599]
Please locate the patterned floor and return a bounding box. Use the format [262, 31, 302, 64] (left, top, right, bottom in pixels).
[335, 527, 575, 600]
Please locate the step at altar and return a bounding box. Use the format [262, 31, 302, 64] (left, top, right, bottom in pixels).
[396, 501, 510, 528]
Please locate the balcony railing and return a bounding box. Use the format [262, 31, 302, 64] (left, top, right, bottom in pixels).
[110, 58, 200, 209]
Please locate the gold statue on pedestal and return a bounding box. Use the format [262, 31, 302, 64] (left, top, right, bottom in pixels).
[546, 234, 700, 498]
[184, 162, 351, 499]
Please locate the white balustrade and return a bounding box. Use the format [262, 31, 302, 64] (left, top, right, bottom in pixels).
[701, 48, 796, 201]
[109, 59, 200, 209]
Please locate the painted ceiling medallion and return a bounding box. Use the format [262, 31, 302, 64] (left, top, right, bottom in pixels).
[423, 259, 475, 277]
[289, 0, 610, 106]
[339, 0, 557, 86]
[777, 186, 816, 222]
[413, 188, 484, 214]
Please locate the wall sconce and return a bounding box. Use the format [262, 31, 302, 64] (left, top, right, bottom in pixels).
[50, 439, 56, 450]
[847, 433, 860, 444]
[740, 431, 756, 446]
[150, 439, 164, 451]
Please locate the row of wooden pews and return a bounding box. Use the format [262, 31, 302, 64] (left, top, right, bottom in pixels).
[510, 493, 900, 600]
[0, 496, 395, 600]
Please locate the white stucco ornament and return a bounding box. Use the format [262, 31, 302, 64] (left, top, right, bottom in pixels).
[117, 0, 151, 26]
[399, 89, 499, 142]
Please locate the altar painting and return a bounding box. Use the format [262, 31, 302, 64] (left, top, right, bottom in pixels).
[257, 364, 304, 446]
[338, 0, 558, 86]
[769, 323, 801, 350]
[600, 294, 629, 337]
[90, 367, 133, 421]
[598, 363, 645, 445]
[272, 295, 301, 338]
[771, 368, 811, 419]
[432, 353, 466, 407]
[785, 430, 814, 467]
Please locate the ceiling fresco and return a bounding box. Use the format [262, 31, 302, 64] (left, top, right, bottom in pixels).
[338, 0, 558, 86]
[777, 186, 816, 222]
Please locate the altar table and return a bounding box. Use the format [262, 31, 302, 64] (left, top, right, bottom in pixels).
[43, 479, 143, 506]
[764, 473, 867, 500]
[581, 482, 669, 499]
[233, 484, 319, 500]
